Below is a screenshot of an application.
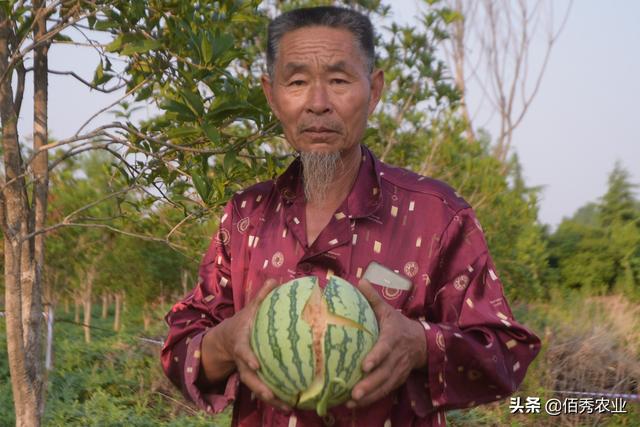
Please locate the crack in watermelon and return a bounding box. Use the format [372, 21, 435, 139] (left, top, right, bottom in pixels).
[252, 277, 377, 416]
[298, 284, 374, 409]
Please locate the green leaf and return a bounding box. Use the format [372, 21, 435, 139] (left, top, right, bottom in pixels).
[441, 9, 463, 24]
[134, 85, 153, 102]
[208, 99, 253, 121]
[231, 13, 263, 24]
[120, 38, 162, 55]
[212, 34, 234, 60]
[15, 15, 34, 42]
[106, 34, 126, 52]
[223, 151, 237, 173]
[201, 34, 213, 65]
[191, 172, 210, 201]
[93, 61, 104, 85]
[180, 89, 204, 116]
[53, 33, 73, 43]
[166, 126, 201, 139]
[94, 20, 114, 31]
[202, 123, 220, 144]
[161, 100, 196, 121]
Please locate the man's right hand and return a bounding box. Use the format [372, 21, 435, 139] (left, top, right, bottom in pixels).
[200, 278, 291, 412]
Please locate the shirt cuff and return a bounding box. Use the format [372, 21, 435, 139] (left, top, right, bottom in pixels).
[184, 329, 240, 414]
[407, 320, 447, 417]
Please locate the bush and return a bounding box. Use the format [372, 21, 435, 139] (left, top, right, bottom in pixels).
[448, 291, 640, 426]
[0, 307, 232, 427]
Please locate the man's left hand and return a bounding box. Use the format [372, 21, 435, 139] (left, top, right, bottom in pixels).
[347, 278, 427, 408]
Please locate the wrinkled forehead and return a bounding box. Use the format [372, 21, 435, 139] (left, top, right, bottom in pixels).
[275, 26, 368, 75]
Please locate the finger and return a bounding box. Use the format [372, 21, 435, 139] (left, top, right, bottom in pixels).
[237, 360, 273, 399]
[254, 278, 280, 303]
[349, 358, 402, 407]
[361, 336, 392, 373]
[237, 360, 292, 412]
[357, 279, 387, 311]
[234, 334, 260, 371]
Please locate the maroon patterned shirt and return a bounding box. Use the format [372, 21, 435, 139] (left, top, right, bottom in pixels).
[161, 145, 540, 427]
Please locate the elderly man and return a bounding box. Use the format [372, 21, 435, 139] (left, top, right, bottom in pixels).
[162, 6, 540, 427]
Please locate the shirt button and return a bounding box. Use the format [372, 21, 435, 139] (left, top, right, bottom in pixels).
[298, 262, 312, 274]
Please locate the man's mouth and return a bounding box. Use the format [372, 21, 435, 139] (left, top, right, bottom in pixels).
[302, 127, 339, 139]
[304, 127, 337, 133]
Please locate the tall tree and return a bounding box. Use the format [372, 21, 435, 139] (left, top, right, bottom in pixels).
[600, 161, 638, 228]
[1, 1, 52, 423]
[600, 163, 640, 295]
[442, 0, 572, 164]
[548, 162, 639, 295]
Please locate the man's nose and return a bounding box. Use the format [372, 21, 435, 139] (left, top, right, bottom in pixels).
[306, 83, 332, 115]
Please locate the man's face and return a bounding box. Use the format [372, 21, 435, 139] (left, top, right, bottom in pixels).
[262, 26, 383, 158]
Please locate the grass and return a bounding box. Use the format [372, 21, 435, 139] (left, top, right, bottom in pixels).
[0, 305, 231, 427]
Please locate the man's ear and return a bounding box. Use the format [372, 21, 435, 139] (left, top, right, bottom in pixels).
[367, 69, 384, 116]
[261, 74, 279, 119]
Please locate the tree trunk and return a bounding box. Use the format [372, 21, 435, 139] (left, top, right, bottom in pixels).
[101, 293, 109, 319]
[29, 0, 49, 418]
[181, 268, 189, 296]
[159, 283, 165, 313]
[82, 260, 98, 343]
[74, 296, 81, 324]
[1, 2, 48, 423]
[44, 306, 53, 371]
[83, 295, 92, 343]
[113, 292, 122, 332]
[142, 304, 151, 332]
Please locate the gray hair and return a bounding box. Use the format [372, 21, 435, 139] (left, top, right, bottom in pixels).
[266, 6, 375, 78]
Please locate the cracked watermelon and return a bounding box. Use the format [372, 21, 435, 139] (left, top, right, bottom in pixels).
[250, 275, 379, 416]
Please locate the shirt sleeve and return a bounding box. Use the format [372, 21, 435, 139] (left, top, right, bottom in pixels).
[160, 199, 239, 414]
[407, 207, 541, 416]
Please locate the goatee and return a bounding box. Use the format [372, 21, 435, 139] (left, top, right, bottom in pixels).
[300, 151, 342, 203]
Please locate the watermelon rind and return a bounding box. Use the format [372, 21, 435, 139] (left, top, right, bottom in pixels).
[251, 275, 379, 416]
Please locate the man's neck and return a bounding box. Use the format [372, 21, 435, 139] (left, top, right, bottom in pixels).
[306, 145, 362, 210]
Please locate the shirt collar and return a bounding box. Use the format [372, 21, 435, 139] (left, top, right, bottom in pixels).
[275, 144, 383, 218]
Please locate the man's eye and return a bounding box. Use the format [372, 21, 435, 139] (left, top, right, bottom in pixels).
[289, 80, 306, 86]
[331, 79, 349, 84]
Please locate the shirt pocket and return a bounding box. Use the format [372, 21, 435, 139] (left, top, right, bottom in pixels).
[376, 285, 413, 309]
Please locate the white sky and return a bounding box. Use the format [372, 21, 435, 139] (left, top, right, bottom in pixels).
[392, 0, 640, 228]
[15, 0, 639, 229]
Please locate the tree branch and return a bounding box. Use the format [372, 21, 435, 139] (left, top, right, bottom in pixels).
[0, 0, 65, 84]
[48, 68, 126, 93]
[31, 222, 188, 252]
[74, 77, 149, 136]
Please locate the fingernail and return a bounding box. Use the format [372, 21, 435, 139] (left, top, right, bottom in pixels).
[346, 401, 356, 409]
[249, 362, 258, 370]
[353, 389, 363, 400]
[363, 362, 372, 372]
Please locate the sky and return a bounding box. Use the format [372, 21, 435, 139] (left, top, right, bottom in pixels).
[15, 0, 639, 229]
[391, 0, 640, 228]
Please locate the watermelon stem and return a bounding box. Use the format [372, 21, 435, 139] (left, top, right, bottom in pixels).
[317, 377, 346, 416]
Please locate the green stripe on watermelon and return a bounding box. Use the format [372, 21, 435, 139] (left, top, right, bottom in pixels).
[251, 275, 378, 416]
[286, 280, 309, 389]
[252, 289, 297, 399]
